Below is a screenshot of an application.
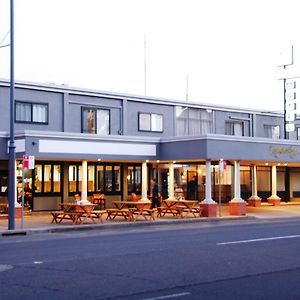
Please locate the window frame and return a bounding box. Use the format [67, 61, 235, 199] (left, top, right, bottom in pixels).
[264, 124, 281, 139]
[225, 121, 244, 136]
[33, 162, 63, 196]
[127, 164, 142, 195]
[81, 107, 111, 135]
[138, 112, 164, 133]
[15, 101, 49, 124]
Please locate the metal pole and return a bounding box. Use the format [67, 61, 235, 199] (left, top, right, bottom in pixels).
[21, 162, 24, 229]
[283, 72, 287, 140]
[144, 34, 147, 96]
[8, 0, 15, 230]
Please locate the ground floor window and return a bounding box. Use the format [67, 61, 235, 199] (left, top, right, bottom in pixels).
[127, 165, 141, 195]
[68, 163, 122, 195]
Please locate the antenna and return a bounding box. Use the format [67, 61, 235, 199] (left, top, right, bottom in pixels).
[144, 34, 147, 96]
[186, 74, 189, 101]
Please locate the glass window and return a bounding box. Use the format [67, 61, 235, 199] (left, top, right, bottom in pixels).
[69, 165, 77, 193]
[96, 165, 104, 192]
[53, 165, 61, 193]
[264, 125, 280, 139]
[176, 106, 213, 136]
[105, 166, 113, 192]
[88, 165, 95, 192]
[16, 102, 31, 122]
[127, 166, 134, 193]
[82, 108, 96, 133]
[135, 166, 141, 192]
[97, 109, 110, 135]
[33, 104, 48, 123]
[225, 122, 243, 136]
[139, 113, 151, 131]
[15, 101, 48, 123]
[34, 164, 43, 193]
[78, 166, 82, 192]
[297, 127, 300, 140]
[151, 114, 163, 132]
[114, 166, 121, 192]
[43, 165, 52, 193]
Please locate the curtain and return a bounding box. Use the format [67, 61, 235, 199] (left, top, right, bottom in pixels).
[97, 109, 110, 135]
[16, 102, 31, 122]
[33, 104, 47, 123]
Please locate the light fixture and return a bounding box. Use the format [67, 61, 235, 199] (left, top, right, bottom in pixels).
[97, 158, 101, 162]
[156, 160, 160, 163]
[284, 163, 288, 166]
[173, 160, 176, 164]
[146, 160, 149, 163]
[265, 163, 269, 166]
[277, 163, 281, 166]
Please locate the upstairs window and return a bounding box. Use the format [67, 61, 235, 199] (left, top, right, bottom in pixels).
[264, 125, 280, 139]
[139, 113, 163, 132]
[15, 101, 48, 124]
[176, 107, 213, 136]
[82, 108, 110, 135]
[225, 121, 244, 136]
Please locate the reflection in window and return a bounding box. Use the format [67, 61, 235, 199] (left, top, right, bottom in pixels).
[127, 165, 141, 194]
[53, 165, 61, 193]
[106, 166, 113, 192]
[44, 165, 52, 193]
[225, 122, 244, 136]
[82, 108, 110, 135]
[264, 125, 280, 139]
[35, 164, 42, 193]
[96, 165, 104, 192]
[69, 165, 77, 193]
[88, 165, 95, 192]
[114, 166, 121, 192]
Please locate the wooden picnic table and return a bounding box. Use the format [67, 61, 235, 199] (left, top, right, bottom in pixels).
[51, 203, 104, 225]
[92, 194, 106, 210]
[111, 201, 155, 221]
[160, 199, 201, 218]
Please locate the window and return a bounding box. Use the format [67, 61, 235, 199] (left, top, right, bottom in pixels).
[139, 113, 163, 132]
[127, 165, 141, 194]
[264, 125, 280, 139]
[82, 108, 110, 135]
[176, 107, 213, 136]
[16, 101, 48, 124]
[34, 163, 61, 194]
[225, 121, 244, 136]
[297, 127, 300, 140]
[69, 163, 121, 195]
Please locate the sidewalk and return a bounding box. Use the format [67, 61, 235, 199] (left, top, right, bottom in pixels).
[1, 203, 300, 236]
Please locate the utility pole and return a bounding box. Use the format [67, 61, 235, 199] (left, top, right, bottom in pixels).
[186, 74, 189, 101]
[8, 0, 16, 230]
[144, 34, 147, 96]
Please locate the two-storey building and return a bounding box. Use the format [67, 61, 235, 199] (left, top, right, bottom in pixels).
[1, 79, 300, 216]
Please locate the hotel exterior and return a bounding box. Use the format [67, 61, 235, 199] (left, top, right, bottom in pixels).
[1, 79, 300, 217]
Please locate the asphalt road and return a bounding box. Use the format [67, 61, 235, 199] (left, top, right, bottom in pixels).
[1, 219, 300, 300]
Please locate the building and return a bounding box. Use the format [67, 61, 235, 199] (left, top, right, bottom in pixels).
[1, 79, 300, 217]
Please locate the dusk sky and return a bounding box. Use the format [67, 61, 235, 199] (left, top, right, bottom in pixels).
[0, 0, 299, 111]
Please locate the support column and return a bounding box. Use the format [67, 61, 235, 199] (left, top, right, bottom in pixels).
[141, 161, 149, 201]
[81, 160, 88, 202]
[229, 161, 246, 215]
[248, 165, 261, 207]
[168, 162, 175, 200]
[200, 160, 217, 217]
[268, 165, 281, 206]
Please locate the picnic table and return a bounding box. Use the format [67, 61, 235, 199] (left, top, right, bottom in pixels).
[51, 203, 105, 225]
[110, 201, 155, 221]
[159, 199, 201, 218]
[91, 194, 106, 210]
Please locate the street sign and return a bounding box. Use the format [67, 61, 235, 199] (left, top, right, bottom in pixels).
[286, 111, 295, 122]
[28, 156, 35, 169]
[22, 155, 29, 169]
[286, 80, 296, 89]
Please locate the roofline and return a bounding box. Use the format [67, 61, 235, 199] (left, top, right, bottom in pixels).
[0, 78, 283, 117]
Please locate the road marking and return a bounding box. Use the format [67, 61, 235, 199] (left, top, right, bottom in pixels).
[0, 264, 13, 272]
[217, 234, 300, 245]
[33, 261, 43, 264]
[141, 292, 191, 300]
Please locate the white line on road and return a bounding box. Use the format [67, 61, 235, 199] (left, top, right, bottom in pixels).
[141, 292, 191, 300]
[217, 234, 300, 245]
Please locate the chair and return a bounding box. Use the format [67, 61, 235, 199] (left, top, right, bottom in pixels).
[131, 193, 141, 202]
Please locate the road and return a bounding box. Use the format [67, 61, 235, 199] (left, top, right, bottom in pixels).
[1, 219, 300, 299]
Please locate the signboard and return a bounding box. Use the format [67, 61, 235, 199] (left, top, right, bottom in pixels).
[23, 155, 35, 169]
[286, 123, 295, 132]
[285, 79, 297, 133]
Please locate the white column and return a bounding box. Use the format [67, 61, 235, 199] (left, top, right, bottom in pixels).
[249, 165, 260, 199]
[201, 160, 215, 203]
[168, 162, 175, 200]
[81, 160, 88, 201]
[270, 165, 280, 198]
[141, 161, 148, 201]
[231, 161, 244, 202]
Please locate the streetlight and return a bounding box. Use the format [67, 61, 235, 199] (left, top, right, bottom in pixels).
[8, 0, 15, 230]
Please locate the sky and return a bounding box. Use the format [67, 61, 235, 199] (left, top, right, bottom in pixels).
[0, 0, 300, 111]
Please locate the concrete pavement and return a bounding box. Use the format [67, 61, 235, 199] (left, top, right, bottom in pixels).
[1, 203, 300, 236]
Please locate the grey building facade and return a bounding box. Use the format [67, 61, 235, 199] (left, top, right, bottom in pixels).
[1, 79, 300, 215]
